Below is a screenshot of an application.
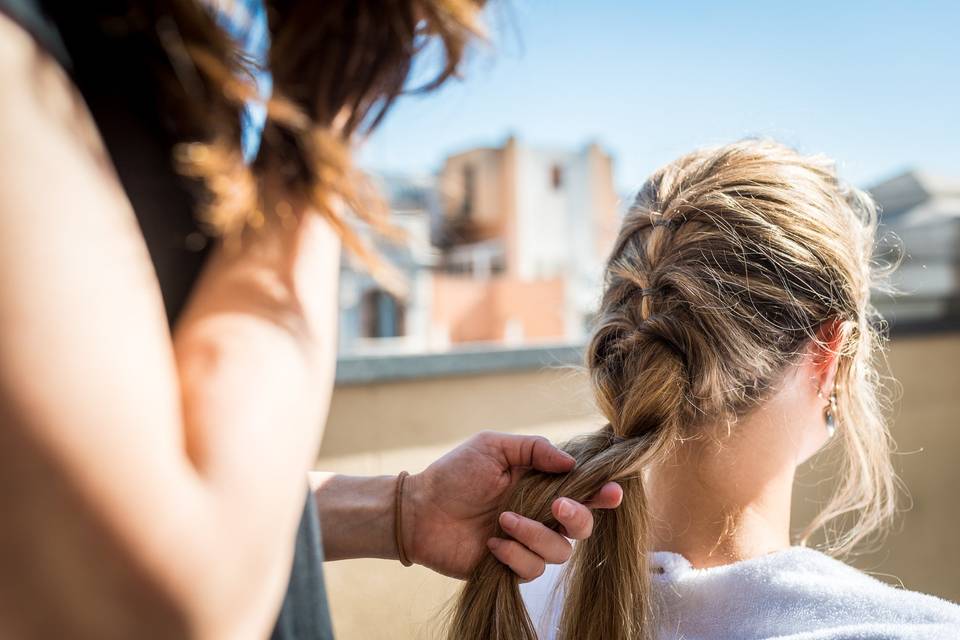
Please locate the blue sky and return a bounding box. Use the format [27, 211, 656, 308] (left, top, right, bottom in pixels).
[358, 0, 959, 193]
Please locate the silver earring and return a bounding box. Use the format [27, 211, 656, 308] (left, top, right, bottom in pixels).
[823, 392, 838, 439]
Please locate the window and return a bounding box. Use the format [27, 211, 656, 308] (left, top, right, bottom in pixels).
[361, 289, 406, 338]
[550, 164, 564, 190]
[462, 165, 475, 217]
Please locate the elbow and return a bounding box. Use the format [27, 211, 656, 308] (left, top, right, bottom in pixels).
[149, 521, 292, 640]
[77, 510, 285, 640]
[108, 557, 278, 640]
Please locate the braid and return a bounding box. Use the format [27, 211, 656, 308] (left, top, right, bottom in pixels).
[447, 140, 895, 639]
[448, 206, 692, 640]
[447, 425, 670, 640]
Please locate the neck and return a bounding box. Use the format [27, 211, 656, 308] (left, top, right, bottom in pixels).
[646, 419, 797, 569]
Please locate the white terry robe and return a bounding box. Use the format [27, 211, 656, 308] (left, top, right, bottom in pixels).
[519, 546, 960, 639]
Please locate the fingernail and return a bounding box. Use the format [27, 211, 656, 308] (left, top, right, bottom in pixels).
[500, 512, 520, 529]
[560, 451, 576, 466]
[557, 498, 573, 519]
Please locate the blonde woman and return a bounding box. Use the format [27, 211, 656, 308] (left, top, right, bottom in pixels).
[449, 140, 960, 639]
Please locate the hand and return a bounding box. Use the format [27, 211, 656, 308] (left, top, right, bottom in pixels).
[402, 431, 623, 581]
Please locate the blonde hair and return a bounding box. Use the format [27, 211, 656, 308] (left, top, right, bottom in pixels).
[447, 140, 897, 639]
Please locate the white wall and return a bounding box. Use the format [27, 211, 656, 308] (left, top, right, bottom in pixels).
[512, 143, 608, 340]
[514, 146, 571, 280]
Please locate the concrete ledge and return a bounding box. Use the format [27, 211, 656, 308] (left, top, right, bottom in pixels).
[335, 342, 585, 385]
[334, 318, 960, 385]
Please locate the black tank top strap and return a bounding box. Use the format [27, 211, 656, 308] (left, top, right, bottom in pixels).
[0, 0, 70, 68]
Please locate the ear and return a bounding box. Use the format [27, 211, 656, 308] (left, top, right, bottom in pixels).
[811, 318, 846, 395]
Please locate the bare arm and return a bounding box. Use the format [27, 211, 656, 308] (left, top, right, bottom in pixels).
[0, 15, 336, 639]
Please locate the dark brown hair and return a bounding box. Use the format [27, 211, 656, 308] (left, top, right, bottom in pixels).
[100, 0, 485, 290]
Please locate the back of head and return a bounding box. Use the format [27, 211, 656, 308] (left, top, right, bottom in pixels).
[447, 140, 896, 640]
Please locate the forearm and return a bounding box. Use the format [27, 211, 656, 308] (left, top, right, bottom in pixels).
[176, 310, 330, 519]
[171, 213, 341, 631]
[309, 472, 403, 561]
[177, 210, 338, 504]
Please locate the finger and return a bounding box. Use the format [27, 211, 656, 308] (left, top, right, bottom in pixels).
[585, 482, 623, 510]
[499, 512, 572, 565]
[551, 497, 594, 540]
[493, 433, 575, 473]
[487, 537, 546, 582]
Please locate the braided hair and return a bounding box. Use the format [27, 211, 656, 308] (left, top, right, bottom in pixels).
[447, 140, 896, 640]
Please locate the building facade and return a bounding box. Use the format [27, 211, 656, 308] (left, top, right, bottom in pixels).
[432, 136, 619, 344]
[870, 171, 960, 325]
[338, 174, 443, 354]
[339, 137, 621, 353]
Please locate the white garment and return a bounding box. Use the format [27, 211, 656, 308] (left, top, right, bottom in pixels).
[520, 547, 960, 639]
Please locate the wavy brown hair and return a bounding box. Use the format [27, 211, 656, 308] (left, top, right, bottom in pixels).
[447, 140, 898, 639]
[82, 0, 485, 291]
